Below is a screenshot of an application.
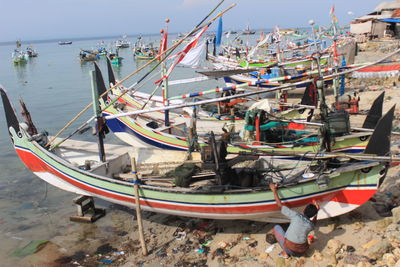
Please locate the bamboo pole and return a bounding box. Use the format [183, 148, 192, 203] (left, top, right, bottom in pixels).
[47, 2, 235, 150]
[131, 157, 148, 256]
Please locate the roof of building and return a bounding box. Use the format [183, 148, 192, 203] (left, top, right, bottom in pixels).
[392, 8, 400, 17]
[354, 13, 391, 21]
[374, 1, 400, 12]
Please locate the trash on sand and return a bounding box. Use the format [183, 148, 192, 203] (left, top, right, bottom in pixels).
[265, 233, 277, 244]
[265, 244, 275, 253]
[114, 251, 125, 255]
[218, 241, 228, 248]
[201, 240, 212, 247]
[175, 231, 187, 240]
[243, 236, 251, 240]
[195, 248, 205, 254]
[99, 259, 113, 264]
[307, 234, 315, 243]
[249, 241, 258, 248]
[12, 240, 48, 258]
[156, 248, 167, 258]
[215, 248, 225, 256]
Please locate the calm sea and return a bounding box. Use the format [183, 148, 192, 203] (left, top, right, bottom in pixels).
[0, 34, 228, 265]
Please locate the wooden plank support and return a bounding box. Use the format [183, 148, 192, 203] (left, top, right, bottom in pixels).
[131, 157, 148, 256]
[69, 195, 106, 223]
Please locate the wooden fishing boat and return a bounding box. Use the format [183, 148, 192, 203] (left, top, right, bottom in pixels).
[26, 46, 38, 57]
[133, 45, 158, 60]
[79, 50, 98, 62]
[116, 36, 131, 48]
[109, 48, 123, 65]
[59, 41, 72, 45]
[98, 61, 382, 155]
[242, 25, 255, 35]
[12, 49, 28, 64]
[0, 86, 394, 222]
[110, 56, 123, 65]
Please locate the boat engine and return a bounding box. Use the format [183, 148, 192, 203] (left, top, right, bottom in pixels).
[201, 132, 236, 185]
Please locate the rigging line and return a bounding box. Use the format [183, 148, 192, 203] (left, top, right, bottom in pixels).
[48, 3, 235, 150]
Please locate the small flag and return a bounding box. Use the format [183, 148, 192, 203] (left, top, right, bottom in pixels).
[159, 30, 168, 61]
[329, 5, 335, 16]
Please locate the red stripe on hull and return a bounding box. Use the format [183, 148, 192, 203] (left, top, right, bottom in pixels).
[15, 148, 376, 215]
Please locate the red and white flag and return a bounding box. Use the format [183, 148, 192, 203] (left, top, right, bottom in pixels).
[329, 5, 335, 16]
[158, 30, 168, 61]
[155, 24, 209, 84]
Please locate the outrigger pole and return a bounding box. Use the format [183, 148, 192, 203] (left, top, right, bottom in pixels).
[104, 47, 400, 121]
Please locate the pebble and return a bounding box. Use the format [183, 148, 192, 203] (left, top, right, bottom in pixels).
[383, 253, 397, 267]
[365, 239, 392, 260]
[326, 239, 343, 255]
[392, 206, 400, 224]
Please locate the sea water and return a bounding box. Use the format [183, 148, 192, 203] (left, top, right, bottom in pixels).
[0, 35, 227, 265]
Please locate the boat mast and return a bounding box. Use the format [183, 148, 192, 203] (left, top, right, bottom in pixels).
[161, 18, 170, 127]
[328, 6, 340, 101]
[90, 70, 106, 162]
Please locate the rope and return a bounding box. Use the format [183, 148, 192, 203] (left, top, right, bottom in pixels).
[235, 133, 317, 146]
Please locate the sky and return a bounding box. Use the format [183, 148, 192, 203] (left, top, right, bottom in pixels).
[0, 0, 386, 42]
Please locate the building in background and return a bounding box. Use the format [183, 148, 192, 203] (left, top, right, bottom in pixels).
[350, 0, 400, 41]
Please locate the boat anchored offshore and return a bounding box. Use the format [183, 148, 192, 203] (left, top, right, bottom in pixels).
[59, 41, 72, 45]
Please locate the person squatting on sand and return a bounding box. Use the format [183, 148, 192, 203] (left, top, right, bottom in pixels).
[269, 183, 320, 258]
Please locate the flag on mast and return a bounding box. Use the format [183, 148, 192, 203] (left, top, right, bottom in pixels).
[155, 24, 210, 84]
[329, 5, 335, 16]
[159, 29, 168, 61]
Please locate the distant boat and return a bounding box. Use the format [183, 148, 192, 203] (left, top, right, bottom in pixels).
[59, 41, 72, 45]
[109, 48, 123, 65]
[12, 41, 27, 64]
[26, 46, 38, 57]
[12, 49, 28, 64]
[79, 50, 98, 62]
[242, 25, 256, 35]
[116, 35, 131, 48]
[225, 30, 237, 35]
[133, 38, 158, 60]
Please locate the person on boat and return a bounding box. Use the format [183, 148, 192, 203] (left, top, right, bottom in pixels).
[269, 183, 320, 258]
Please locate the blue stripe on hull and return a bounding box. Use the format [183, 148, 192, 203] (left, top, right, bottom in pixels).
[105, 116, 187, 151]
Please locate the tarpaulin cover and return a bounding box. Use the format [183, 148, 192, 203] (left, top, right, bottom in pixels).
[379, 18, 400, 23]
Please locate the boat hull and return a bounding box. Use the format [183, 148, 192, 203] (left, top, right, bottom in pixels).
[11, 128, 383, 222]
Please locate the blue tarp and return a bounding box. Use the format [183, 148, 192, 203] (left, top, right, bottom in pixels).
[379, 18, 400, 23]
[215, 17, 223, 47]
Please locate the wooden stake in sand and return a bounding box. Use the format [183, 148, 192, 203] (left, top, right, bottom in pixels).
[131, 157, 148, 256]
